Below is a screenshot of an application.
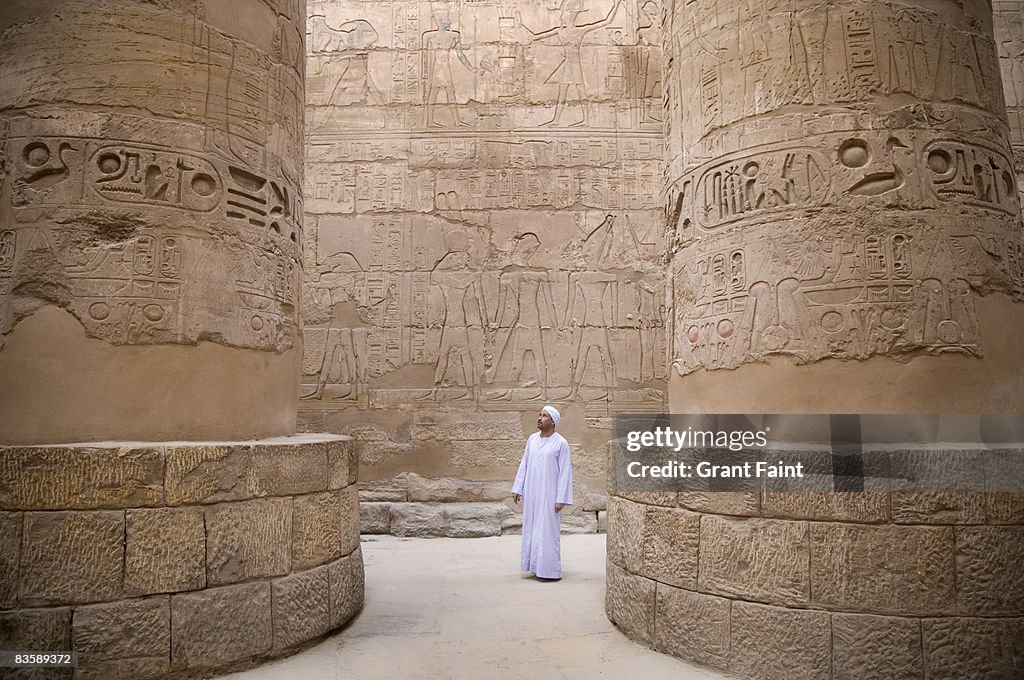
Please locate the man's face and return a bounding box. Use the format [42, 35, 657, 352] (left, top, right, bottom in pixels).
[537, 411, 554, 430]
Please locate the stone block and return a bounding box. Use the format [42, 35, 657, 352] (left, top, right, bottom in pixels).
[272, 565, 330, 652]
[605, 560, 655, 645]
[561, 510, 598, 534]
[810, 524, 955, 615]
[292, 492, 343, 570]
[613, 490, 678, 507]
[0, 607, 71, 651]
[413, 419, 522, 441]
[606, 496, 644, 570]
[831, 613, 923, 680]
[338, 485, 361, 555]
[389, 503, 445, 537]
[0, 512, 20, 608]
[19, 511, 124, 605]
[762, 491, 889, 523]
[359, 475, 408, 502]
[891, 492, 985, 524]
[250, 442, 328, 497]
[74, 659, 169, 680]
[72, 597, 169, 673]
[406, 474, 510, 502]
[955, 526, 1024, 615]
[328, 547, 365, 629]
[986, 492, 1024, 524]
[0, 446, 163, 510]
[698, 515, 809, 606]
[171, 582, 272, 670]
[653, 585, 730, 671]
[125, 508, 205, 595]
[359, 502, 392, 534]
[165, 445, 252, 505]
[922, 617, 1024, 680]
[730, 601, 831, 680]
[597, 510, 607, 532]
[449, 440, 524, 467]
[578, 487, 607, 512]
[205, 499, 292, 586]
[890, 451, 985, 523]
[677, 491, 759, 516]
[639, 506, 699, 589]
[328, 439, 358, 489]
[444, 503, 508, 537]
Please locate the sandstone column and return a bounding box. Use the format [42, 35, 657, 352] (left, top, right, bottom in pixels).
[607, 0, 1024, 677]
[0, 3, 362, 677]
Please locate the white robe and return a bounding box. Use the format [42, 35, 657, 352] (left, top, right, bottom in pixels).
[511, 431, 573, 579]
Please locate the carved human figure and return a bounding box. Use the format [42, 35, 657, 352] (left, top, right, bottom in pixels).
[636, 0, 663, 123]
[425, 230, 487, 399]
[636, 271, 665, 381]
[423, 18, 491, 127]
[310, 19, 383, 127]
[491, 233, 559, 399]
[518, 0, 624, 126]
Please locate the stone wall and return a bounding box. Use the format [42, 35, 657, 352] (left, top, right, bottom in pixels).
[996, 0, 1024, 205]
[0, 436, 363, 679]
[299, 0, 668, 526]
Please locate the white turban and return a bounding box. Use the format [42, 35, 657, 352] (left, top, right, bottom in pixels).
[542, 405, 561, 428]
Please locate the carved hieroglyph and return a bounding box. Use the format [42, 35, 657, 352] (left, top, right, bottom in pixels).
[0, 2, 305, 353]
[302, 0, 667, 430]
[665, 0, 1024, 376]
[996, 0, 1024, 205]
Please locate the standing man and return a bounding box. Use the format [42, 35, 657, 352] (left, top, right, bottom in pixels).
[512, 405, 573, 580]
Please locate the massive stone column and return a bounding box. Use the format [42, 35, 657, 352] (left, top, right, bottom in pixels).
[607, 0, 1024, 677]
[0, 3, 363, 677]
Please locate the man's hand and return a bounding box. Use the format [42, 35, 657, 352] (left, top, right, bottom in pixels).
[513, 493, 521, 504]
[554, 503, 565, 512]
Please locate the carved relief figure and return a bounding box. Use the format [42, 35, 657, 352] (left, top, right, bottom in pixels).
[519, 0, 624, 126]
[422, 17, 492, 128]
[309, 19, 383, 122]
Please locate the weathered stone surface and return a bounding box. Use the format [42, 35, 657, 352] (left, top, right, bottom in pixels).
[338, 485, 361, 555]
[328, 547, 365, 630]
[272, 566, 331, 652]
[72, 597, 169, 669]
[891, 492, 985, 525]
[560, 510, 598, 534]
[730, 602, 831, 680]
[292, 492, 343, 570]
[613, 490, 678, 508]
[639, 506, 699, 589]
[406, 474, 510, 503]
[205, 499, 292, 586]
[19, 511, 124, 605]
[389, 503, 445, 537]
[444, 502, 509, 537]
[987, 492, 1024, 524]
[358, 475, 408, 503]
[955, 526, 1024, 615]
[653, 585, 730, 670]
[413, 420, 523, 441]
[605, 560, 655, 645]
[171, 582, 272, 670]
[677, 491, 759, 516]
[125, 507, 205, 595]
[250, 443, 329, 497]
[327, 439, 358, 489]
[74, 658, 169, 680]
[606, 496, 644, 569]
[0, 512, 20, 607]
[698, 515, 809, 606]
[762, 491, 889, 523]
[0, 607, 71, 651]
[597, 510, 607, 532]
[449, 440, 524, 468]
[359, 502, 392, 534]
[165, 445, 252, 506]
[831, 613, 923, 680]
[922, 617, 1024, 680]
[0, 446, 163, 510]
[810, 524, 955, 615]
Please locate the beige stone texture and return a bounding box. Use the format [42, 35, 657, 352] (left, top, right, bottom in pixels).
[205, 498, 293, 586]
[698, 515, 810, 606]
[0, 511, 20, 608]
[359, 474, 410, 502]
[653, 585, 730, 671]
[729, 601, 831, 680]
[922, 617, 1024, 680]
[560, 509, 599, 534]
[165, 444, 255, 506]
[996, 0, 1024, 205]
[272, 565, 331, 652]
[810, 523, 956, 615]
[406, 474, 510, 503]
[71, 597, 170, 674]
[762, 491, 889, 523]
[338, 485, 362, 555]
[328, 439, 359, 489]
[390, 503, 446, 537]
[0, 607, 71, 652]
[987, 492, 1024, 524]
[125, 507, 206, 596]
[328, 546, 365, 630]
[954, 526, 1024, 615]
[250, 443, 330, 497]
[638, 505, 699, 589]
[0, 446, 163, 510]
[359, 501, 393, 534]
[831, 613, 923, 680]
[0, 0, 305, 444]
[605, 496, 645, 569]
[605, 560, 655, 646]
[677, 491, 759, 517]
[292, 492, 345, 570]
[171, 581, 273, 671]
[19, 511, 124, 606]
